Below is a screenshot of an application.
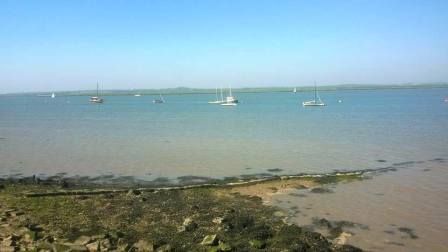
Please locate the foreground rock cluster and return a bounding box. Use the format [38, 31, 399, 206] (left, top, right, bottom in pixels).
[0, 179, 363, 251]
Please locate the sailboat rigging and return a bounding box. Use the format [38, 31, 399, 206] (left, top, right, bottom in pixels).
[89, 82, 104, 103]
[302, 82, 325, 106]
[208, 86, 225, 104]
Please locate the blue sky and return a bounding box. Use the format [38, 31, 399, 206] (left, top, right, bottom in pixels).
[1, 0, 447, 93]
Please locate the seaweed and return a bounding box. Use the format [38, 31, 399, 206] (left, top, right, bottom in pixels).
[267, 168, 283, 173]
[398, 227, 418, 239]
[0, 184, 363, 251]
[310, 187, 333, 193]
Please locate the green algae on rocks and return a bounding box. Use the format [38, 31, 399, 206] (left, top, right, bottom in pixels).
[0, 183, 362, 251]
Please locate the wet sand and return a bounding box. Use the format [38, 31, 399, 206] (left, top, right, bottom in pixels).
[269, 160, 448, 251]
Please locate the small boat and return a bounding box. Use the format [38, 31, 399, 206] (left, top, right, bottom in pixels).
[208, 87, 225, 104]
[221, 85, 238, 106]
[444, 97, 448, 102]
[293, 87, 297, 93]
[221, 102, 237, 106]
[302, 82, 325, 106]
[51, 92, 55, 98]
[134, 94, 141, 97]
[90, 82, 104, 103]
[153, 93, 165, 103]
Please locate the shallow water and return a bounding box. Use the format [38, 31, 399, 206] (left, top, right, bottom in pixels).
[273, 160, 448, 251]
[0, 88, 447, 181]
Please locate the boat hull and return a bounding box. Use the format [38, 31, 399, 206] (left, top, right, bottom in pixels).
[221, 103, 237, 106]
[208, 100, 226, 104]
[90, 97, 104, 103]
[302, 100, 325, 106]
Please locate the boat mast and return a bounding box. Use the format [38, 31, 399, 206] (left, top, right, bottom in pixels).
[215, 87, 218, 100]
[220, 86, 224, 101]
[314, 81, 317, 102]
[96, 81, 99, 97]
[229, 85, 232, 97]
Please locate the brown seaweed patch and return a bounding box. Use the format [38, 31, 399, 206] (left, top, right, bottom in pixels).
[239, 173, 273, 180]
[398, 227, 418, 239]
[151, 177, 171, 183]
[310, 187, 333, 193]
[428, 158, 446, 163]
[392, 161, 415, 167]
[385, 241, 405, 246]
[289, 193, 307, 198]
[176, 175, 214, 185]
[311, 217, 369, 239]
[89, 174, 115, 181]
[376, 159, 387, 163]
[267, 168, 283, 173]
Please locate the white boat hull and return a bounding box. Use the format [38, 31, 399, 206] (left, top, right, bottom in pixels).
[90, 98, 104, 103]
[302, 100, 325, 106]
[221, 103, 237, 106]
[208, 100, 225, 104]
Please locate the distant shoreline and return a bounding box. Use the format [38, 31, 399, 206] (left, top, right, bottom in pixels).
[2, 83, 448, 97]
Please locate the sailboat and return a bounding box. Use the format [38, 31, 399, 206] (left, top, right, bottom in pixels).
[293, 87, 297, 93]
[153, 93, 165, 103]
[89, 82, 104, 103]
[208, 86, 225, 104]
[302, 82, 325, 106]
[51, 92, 55, 98]
[221, 85, 238, 106]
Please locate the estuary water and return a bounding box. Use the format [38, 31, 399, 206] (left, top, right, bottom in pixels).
[0, 88, 447, 181]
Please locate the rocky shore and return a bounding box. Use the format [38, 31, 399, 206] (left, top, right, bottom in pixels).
[0, 174, 364, 251]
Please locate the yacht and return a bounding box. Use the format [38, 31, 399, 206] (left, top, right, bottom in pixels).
[302, 82, 325, 106]
[208, 87, 225, 104]
[90, 82, 104, 103]
[153, 93, 165, 103]
[51, 92, 55, 98]
[221, 85, 238, 106]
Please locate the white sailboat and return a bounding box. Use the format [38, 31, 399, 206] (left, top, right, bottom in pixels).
[221, 85, 238, 106]
[90, 82, 104, 103]
[153, 93, 165, 103]
[293, 87, 297, 93]
[208, 86, 225, 104]
[51, 92, 55, 98]
[302, 82, 325, 106]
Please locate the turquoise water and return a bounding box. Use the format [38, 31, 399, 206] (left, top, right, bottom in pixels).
[1, 88, 447, 181]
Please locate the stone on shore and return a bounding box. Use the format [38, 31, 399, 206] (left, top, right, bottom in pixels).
[0, 245, 16, 252]
[133, 239, 154, 251]
[156, 244, 172, 252]
[179, 217, 198, 232]
[74, 235, 92, 246]
[85, 241, 100, 251]
[201, 234, 218, 246]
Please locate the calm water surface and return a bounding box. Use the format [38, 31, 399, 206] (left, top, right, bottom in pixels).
[0, 88, 447, 180]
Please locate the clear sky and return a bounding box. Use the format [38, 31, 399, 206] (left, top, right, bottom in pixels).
[1, 0, 447, 93]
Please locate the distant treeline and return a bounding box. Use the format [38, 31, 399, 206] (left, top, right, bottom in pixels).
[3, 83, 448, 96]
